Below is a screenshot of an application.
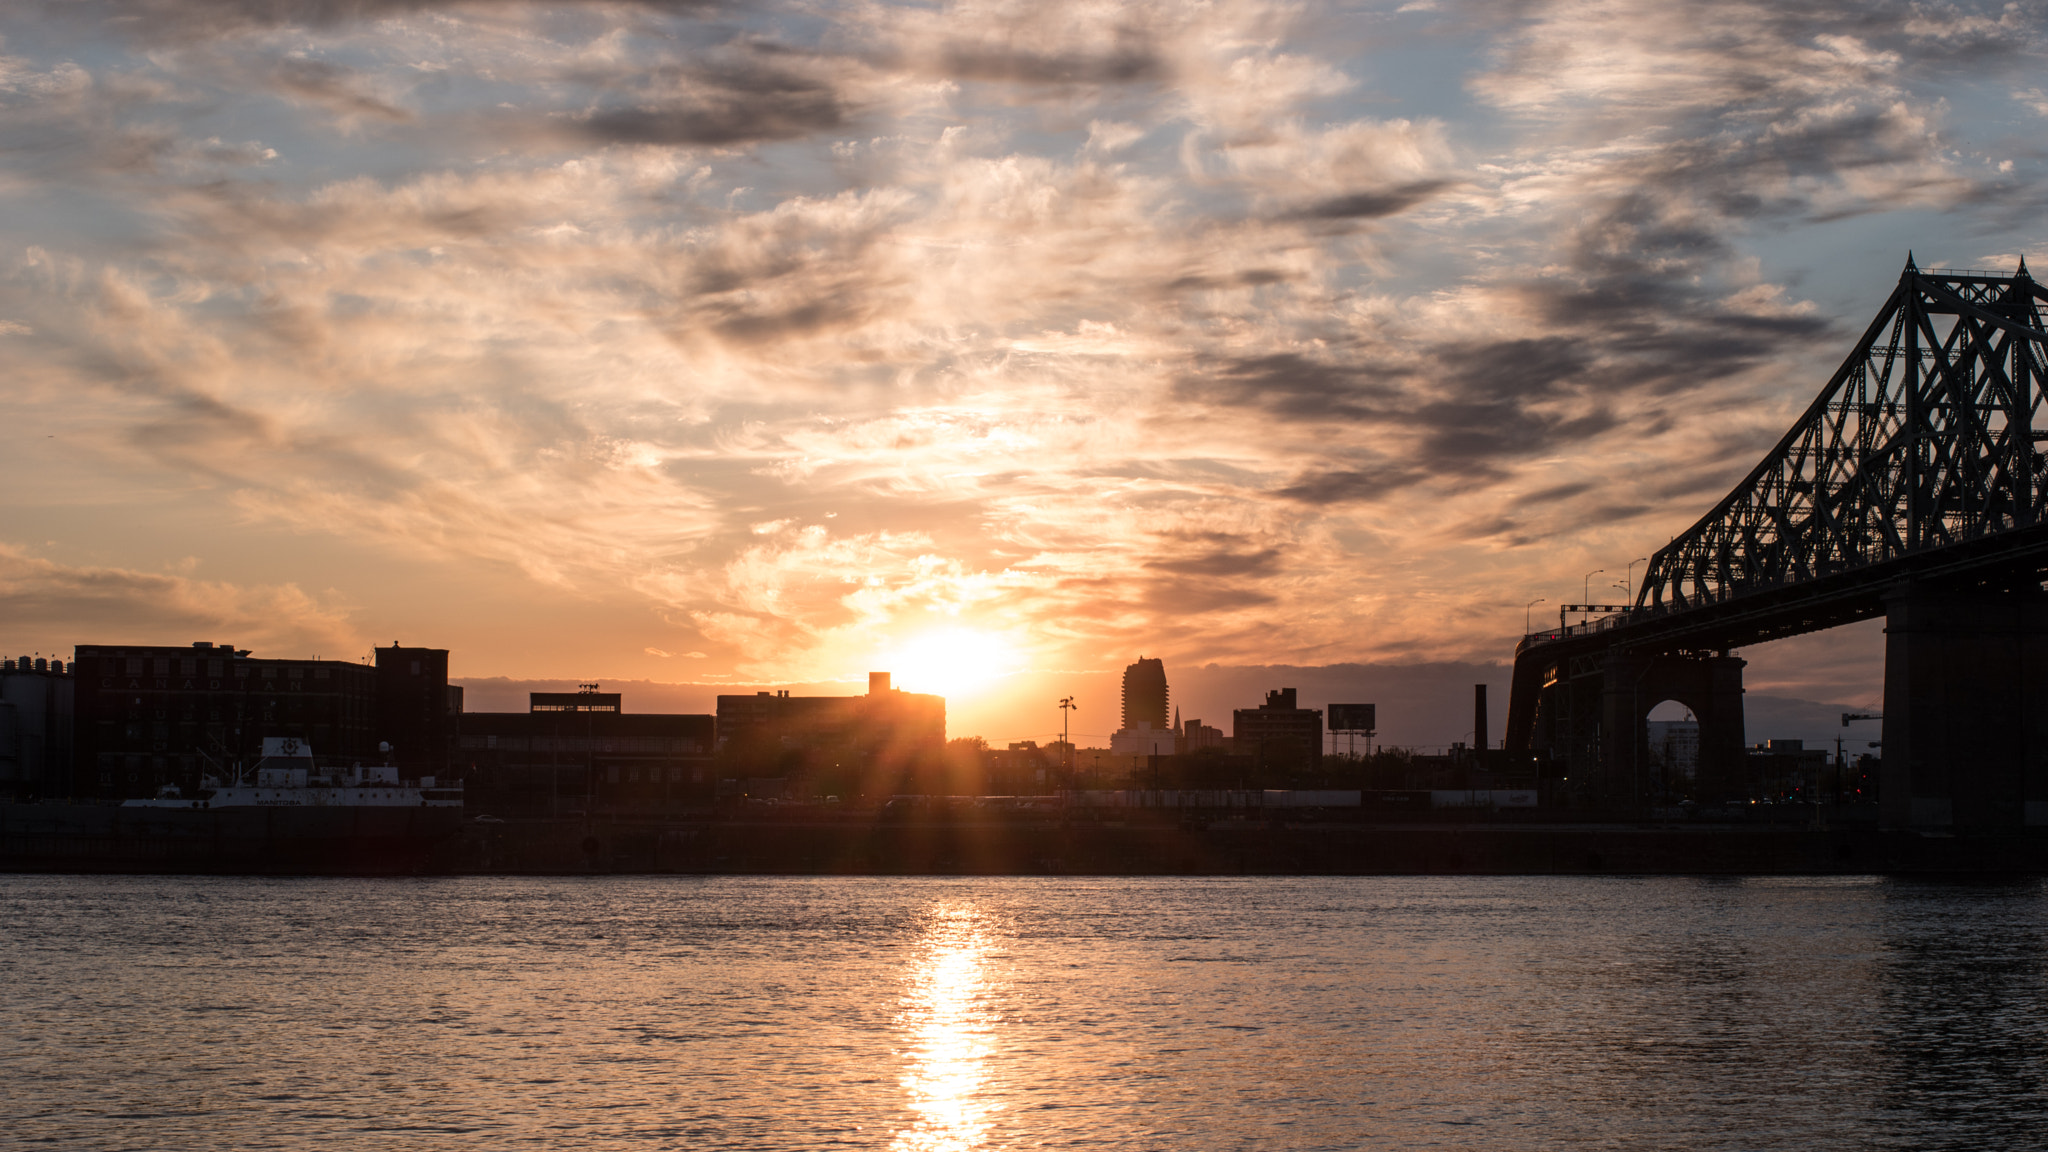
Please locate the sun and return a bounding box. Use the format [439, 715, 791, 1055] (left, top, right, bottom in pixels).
[878, 628, 1021, 700]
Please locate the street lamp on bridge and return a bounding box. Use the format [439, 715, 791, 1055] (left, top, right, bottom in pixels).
[1619, 557, 1648, 600]
[1524, 597, 1546, 634]
[1582, 569, 1604, 606]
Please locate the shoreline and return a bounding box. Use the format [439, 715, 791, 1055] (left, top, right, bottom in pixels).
[6, 803, 2048, 876]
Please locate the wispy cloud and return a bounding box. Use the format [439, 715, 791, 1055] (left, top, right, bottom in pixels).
[0, 544, 360, 655]
[0, 0, 2040, 699]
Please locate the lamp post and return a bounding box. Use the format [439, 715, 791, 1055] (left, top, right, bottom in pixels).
[1619, 557, 1648, 602]
[1582, 569, 1604, 606]
[1524, 597, 1546, 634]
[1059, 696, 1077, 787]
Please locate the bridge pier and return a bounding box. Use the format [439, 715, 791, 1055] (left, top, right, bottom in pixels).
[1517, 644, 1747, 809]
[1881, 587, 2048, 831]
[1596, 651, 1747, 808]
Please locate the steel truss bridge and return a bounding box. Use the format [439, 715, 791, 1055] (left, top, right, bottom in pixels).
[1505, 258, 2048, 829]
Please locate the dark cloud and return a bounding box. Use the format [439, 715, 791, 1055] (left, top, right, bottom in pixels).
[707, 296, 871, 343]
[1175, 353, 1403, 420]
[1164, 268, 1295, 292]
[1439, 336, 1588, 400]
[577, 96, 842, 145]
[1285, 179, 1454, 221]
[1514, 481, 1595, 506]
[1275, 466, 1426, 506]
[1144, 548, 1282, 578]
[939, 45, 1164, 86]
[272, 58, 411, 122]
[52, 0, 731, 40]
[566, 57, 849, 146]
[1581, 501, 1652, 523]
[1137, 577, 1276, 614]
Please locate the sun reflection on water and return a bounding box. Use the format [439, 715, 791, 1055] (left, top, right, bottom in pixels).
[890, 903, 998, 1152]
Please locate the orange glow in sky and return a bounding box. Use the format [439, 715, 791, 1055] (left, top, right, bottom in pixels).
[875, 629, 1025, 701]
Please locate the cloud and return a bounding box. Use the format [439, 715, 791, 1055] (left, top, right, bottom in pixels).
[0, 544, 359, 655]
[39, 0, 734, 43]
[562, 54, 852, 146]
[0, 0, 2040, 702]
[271, 57, 412, 124]
[1284, 179, 1456, 220]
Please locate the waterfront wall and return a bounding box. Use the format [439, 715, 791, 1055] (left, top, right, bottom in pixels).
[9, 803, 2048, 875]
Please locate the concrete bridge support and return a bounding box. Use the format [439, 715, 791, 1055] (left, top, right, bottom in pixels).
[1881, 587, 2048, 831]
[1596, 651, 1747, 807]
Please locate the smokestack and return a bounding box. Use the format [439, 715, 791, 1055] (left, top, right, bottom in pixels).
[1474, 684, 1489, 753]
[869, 671, 891, 695]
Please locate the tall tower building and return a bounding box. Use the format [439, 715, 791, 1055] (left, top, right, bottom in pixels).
[1121, 657, 1169, 732]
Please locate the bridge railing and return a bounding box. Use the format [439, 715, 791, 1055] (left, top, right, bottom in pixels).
[1519, 607, 1651, 651]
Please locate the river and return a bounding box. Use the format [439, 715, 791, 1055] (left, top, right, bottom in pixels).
[3, 875, 2044, 1149]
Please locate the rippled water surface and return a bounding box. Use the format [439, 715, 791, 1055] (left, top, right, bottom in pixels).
[4, 875, 2047, 1149]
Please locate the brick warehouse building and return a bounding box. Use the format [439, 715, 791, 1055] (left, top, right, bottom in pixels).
[71, 641, 456, 800]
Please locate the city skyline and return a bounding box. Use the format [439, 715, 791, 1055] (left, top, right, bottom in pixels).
[2, 1, 2043, 737]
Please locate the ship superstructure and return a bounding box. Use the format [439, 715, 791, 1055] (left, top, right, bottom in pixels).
[123, 737, 462, 809]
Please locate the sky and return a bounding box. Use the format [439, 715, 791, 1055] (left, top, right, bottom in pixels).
[1, 0, 2044, 743]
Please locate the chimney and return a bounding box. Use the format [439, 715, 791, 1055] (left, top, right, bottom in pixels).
[1474, 684, 1489, 753]
[869, 671, 891, 695]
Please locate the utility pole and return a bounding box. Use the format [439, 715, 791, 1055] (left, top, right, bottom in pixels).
[1841, 712, 1882, 808]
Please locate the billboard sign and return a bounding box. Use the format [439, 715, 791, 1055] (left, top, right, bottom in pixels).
[1328, 703, 1376, 732]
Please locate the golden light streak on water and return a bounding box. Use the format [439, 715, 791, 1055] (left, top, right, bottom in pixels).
[890, 903, 998, 1152]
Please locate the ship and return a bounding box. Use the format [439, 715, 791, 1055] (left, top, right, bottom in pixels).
[123, 736, 463, 810]
[1, 737, 466, 874]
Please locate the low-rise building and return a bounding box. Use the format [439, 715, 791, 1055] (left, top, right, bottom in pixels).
[72, 641, 398, 800]
[716, 672, 944, 797]
[1109, 721, 1176, 758]
[1176, 716, 1225, 755]
[458, 687, 715, 816]
[1233, 688, 1324, 771]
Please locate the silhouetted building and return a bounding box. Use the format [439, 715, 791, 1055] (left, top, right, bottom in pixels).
[1233, 687, 1323, 771]
[984, 741, 1053, 794]
[1747, 738, 1831, 803]
[1647, 717, 1700, 789]
[72, 642, 388, 800]
[1122, 657, 1169, 730]
[1176, 715, 1225, 755]
[458, 687, 715, 815]
[1110, 657, 1174, 756]
[1, 656, 74, 800]
[715, 672, 945, 797]
[375, 644, 461, 777]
